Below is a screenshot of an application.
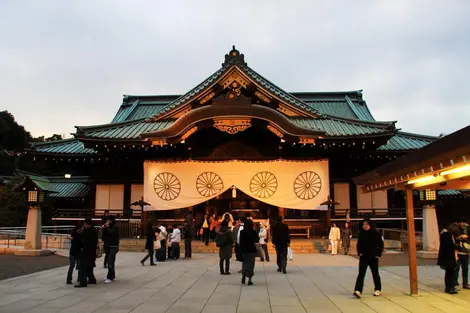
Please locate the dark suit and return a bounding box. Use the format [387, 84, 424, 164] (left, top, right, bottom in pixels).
[272, 222, 290, 271]
[77, 227, 98, 286]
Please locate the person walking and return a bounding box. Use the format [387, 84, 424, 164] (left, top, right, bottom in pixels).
[259, 222, 270, 262]
[75, 218, 98, 288]
[170, 224, 181, 260]
[102, 216, 119, 283]
[455, 218, 469, 289]
[438, 223, 463, 294]
[329, 223, 341, 255]
[239, 219, 258, 285]
[216, 221, 234, 275]
[141, 222, 156, 266]
[353, 218, 384, 298]
[272, 216, 290, 274]
[183, 220, 193, 259]
[342, 222, 352, 255]
[202, 214, 210, 246]
[66, 224, 81, 285]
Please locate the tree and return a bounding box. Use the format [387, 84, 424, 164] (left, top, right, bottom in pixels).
[0, 111, 33, 152]
[0, 178, 28, 227]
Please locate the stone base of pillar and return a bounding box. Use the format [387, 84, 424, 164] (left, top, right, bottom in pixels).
[416, 250, 438, 259]
[14, 249, 53, 256]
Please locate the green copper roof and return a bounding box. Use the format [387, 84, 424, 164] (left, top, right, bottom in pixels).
[77, 119, 174, 140]
[30, 139, 97, 155]
[48, 178, 91, 198]
[377, 132, 436, 151]
[290, 117, 393, 137]
[112, 100, 170, 123]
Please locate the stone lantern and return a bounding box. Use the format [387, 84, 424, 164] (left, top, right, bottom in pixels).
[15, 174, 57, 255]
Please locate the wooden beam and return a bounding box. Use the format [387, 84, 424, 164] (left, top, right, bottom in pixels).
[405, 187, 418, 295]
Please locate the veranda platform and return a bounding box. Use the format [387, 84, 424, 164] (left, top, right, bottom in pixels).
[0, 252, 468, 313]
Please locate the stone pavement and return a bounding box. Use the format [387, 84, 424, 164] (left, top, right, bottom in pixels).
[0, 252, 469, 313]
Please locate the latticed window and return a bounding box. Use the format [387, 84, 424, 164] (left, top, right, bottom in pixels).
[28, 190, 38, 202]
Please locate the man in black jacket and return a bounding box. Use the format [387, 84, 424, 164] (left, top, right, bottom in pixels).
[353, 218, 384, 298]
[75, 218, 98, 288]
[272, 216, 290, 274]
[102, 216, 119, 283]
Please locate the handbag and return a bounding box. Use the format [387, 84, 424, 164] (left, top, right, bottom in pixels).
[288, 247, 294, 261]
[96, 248, 103, 259]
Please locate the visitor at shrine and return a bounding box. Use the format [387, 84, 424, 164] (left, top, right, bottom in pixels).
[102, 216, 119, 284]
[170, 224, 181, 260]
[438, 223, 464, 294]
[216, 220, 234, 275]
[272, 216, 290, 274]
[259, 222, 270, 262]
[210, 213, 219, 242]
[75, 218, 98, 288]
[183, 220, 193, 259]
[342, 222, 352, 255]
[156, 224, 168, 261]
[201, 214, 210, 246]
[239, 219, 258, 285]
[223, 212, 234, 228]
[329, 223, 341, 255]
[140, 222, 156, 266]
[154, 228, 162, 262]
[455, 218, 469, 289]
[353, 218, 384, 298]
[233, 217, 243, 262]
[66, 223, 82, 285]
[101, 210, 110, 268]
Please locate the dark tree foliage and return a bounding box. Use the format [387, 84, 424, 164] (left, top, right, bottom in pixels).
[0, 178, 28, 227]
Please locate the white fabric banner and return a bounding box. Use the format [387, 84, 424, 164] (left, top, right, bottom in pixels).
[143, 160, 329, 211]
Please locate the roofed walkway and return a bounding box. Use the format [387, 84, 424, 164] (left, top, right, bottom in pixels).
[0, 253, 468, 313]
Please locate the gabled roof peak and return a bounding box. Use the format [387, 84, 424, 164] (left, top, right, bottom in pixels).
[222, 46, 247, 67]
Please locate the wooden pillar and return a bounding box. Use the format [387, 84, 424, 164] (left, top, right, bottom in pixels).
[405, 187, 418, 295]
[141, 207, 149, 237]
[279, 207, 285, 222]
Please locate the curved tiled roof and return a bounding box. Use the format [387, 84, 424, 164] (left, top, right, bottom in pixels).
[30, 139, 97, 155]
[377, 132, 437, 151]
[76, 119, 175, 140]
[290, 117, 394, 137]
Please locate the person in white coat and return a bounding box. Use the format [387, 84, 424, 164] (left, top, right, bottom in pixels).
[329, 223, 341, 255]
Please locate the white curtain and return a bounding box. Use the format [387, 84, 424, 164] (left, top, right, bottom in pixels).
[144, 160, 329, 211]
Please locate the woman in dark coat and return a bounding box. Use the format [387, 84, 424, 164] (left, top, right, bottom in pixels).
[438, 223, 463, 294]
[216, 221, 234, 275]
[140, 222, 156, 266]
[239, 219, 259, 285]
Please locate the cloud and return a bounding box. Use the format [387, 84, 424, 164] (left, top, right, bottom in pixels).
[0, 0, 469, 137]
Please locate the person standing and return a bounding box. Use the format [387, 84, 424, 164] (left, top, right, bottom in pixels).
[239, 219, 258, 285]
[157, 224, 168, 261]
[210, 213, 218, 242]
[141, 222, 156, 266]
[202, 214, 210, 246]
[455, 218, 469, 289]
[353, 218, 384, 298]
[438, 223, 463, 294]
[272, 216, 290, 274]
[102, 216, 119, 283]
[329, 223, 341, 255]
[101, 210, 109, 268]
[259, 222, 270, 262]
[183, 221, 193, 259]
[170, 224, 181, 260]
[233, 218, 243, 262]
[66, 224, 81, 285]
[75, 218, 98, 288]
[342, 222, 352, 255]
[216, 221, 234, 275]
